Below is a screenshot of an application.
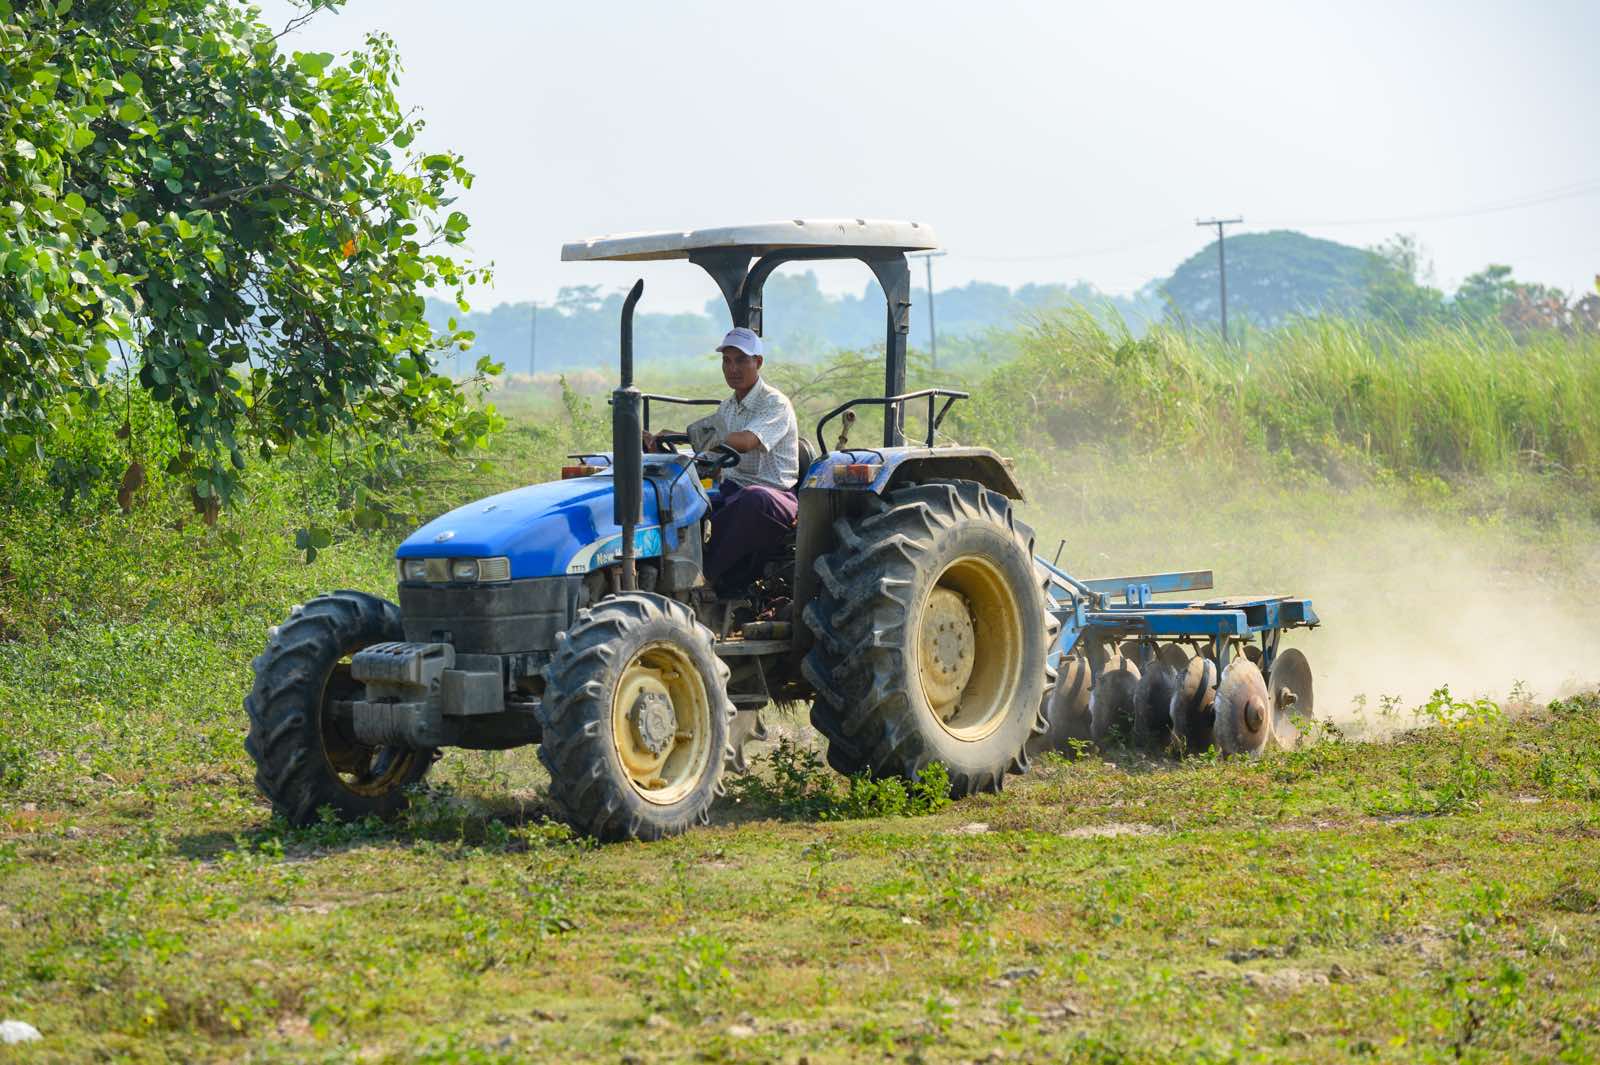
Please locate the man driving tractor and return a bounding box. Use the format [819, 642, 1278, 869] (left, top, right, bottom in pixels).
[644, 327, 800, 594]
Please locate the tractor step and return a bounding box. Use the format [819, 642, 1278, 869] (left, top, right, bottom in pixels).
[714, 638, 791, 657]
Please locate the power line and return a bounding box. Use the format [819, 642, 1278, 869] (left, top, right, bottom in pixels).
[959, 230, 1180, 263]
[1256, 178, 1600, 229]
[947, 175, 1600, 262]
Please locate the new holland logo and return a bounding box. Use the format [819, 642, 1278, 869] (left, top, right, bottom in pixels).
[566, 527, 663, 574]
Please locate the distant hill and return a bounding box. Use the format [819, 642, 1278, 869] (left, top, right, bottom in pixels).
[1161, 230, 1377, 328]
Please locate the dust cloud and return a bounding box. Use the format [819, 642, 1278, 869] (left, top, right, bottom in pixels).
[1031, 461, 1600, 727]
[1283, 513, 1600, 722]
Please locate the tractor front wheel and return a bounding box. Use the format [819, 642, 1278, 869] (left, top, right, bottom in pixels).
[245, 591, 434, 825]
[804, 481, 1055, 796]
[537, 593, 734, 841]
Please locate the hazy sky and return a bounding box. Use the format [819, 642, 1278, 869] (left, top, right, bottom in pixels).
[256, 0, 1600, 315]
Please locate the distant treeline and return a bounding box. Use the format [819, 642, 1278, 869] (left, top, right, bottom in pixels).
[430, 230, 1597, 375]
[427, 271, 1164, 374]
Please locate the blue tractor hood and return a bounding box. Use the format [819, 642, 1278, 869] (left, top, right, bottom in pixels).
[395, 463, 706, 580]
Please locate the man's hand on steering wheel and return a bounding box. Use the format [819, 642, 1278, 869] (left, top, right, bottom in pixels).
[643, 430, 692, 454]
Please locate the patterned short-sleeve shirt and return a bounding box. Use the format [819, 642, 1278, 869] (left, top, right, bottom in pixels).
[690, 376, 798, 490]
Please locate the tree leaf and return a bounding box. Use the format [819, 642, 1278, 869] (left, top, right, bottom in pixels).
[294, 51, 334, 76]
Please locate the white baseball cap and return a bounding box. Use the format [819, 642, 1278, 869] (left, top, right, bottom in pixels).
[718, 327, 764, 358]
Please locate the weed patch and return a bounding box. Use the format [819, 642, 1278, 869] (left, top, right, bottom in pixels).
[629, 929, 736, 1020]
[1365, 686, 1504, 816]
[727, 738, 951, 821]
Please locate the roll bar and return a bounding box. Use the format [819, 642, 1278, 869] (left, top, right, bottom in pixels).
[816, 388, 968, 456]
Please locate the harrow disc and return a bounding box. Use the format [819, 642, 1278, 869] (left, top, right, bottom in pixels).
[1026, 654, 1093, 757]
[1267, 647, 1315, 749]
[1157, 643, 1191, 674]
[727, 708, 770, 773]
[1214, 658, 1271, 757]
[1169, 656, 1217, 755]
[1090, 655, 1141, 747]
[1133, 661, 1180, 752]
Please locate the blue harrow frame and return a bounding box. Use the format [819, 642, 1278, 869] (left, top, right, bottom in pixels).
[1036, 559, 1320, 676]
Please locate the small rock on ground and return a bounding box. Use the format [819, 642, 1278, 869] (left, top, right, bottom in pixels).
[988, 965, 1043, 987]
[1242, 968, 1330, 993]
[0, 1021, 41, 1045]
[1063, 822, 1156, 839]
[1036, 1002, 1085, 1021]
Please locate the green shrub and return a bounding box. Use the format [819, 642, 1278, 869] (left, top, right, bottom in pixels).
[728, 738, 951, 821]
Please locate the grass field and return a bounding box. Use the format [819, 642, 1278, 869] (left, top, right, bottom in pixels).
[2, 697, 1598, 1063]
[3, 315, 1600, 1062]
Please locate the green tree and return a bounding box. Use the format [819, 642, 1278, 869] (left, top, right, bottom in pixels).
[1451, 264, 1517, 323]
[1361, 234, 1447, 329]
[1161, 230, 1374, 330]
[0, 0, 496, 506]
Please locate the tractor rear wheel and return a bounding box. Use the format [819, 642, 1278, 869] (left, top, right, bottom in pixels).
[245, 591, 433, 825]
[537, 593, 734, 842]
[804, 480, 1054, 796]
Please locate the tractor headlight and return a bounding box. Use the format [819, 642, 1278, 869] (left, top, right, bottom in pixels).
[476, 557, 511, 582]
[397, 556, 511, 583]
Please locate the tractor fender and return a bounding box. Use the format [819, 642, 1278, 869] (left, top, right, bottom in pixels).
[791, 448, 1023, 663]
[799, 446, 1023, 500]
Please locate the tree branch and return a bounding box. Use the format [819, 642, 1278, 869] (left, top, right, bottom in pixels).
[272, 11, 320, 41]
[195, 179, 341, 212]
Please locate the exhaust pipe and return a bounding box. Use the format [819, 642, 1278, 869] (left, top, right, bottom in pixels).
[612, 279, 645, 592]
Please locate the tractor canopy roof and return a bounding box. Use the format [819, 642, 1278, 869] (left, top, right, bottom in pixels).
[565, 218, 939, 447]
[560, 218, 938, 262]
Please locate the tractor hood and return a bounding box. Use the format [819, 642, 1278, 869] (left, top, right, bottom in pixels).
[395, 462, 707, 580]
[396, 475, 664, 580]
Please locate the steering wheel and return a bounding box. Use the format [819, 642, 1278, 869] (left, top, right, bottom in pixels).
[650, 431, 692, 454]
[694, 443, 742, 475]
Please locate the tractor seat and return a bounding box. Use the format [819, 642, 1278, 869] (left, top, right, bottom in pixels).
[791, 437, 815, 495]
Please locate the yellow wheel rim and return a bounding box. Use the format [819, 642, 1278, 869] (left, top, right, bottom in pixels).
[610, 642, 714, 805]
[320, 659, 424, 797]
[916, 555, 1023, 741]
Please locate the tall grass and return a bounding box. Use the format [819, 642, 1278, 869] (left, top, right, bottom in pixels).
[959, 310, 1600, 484]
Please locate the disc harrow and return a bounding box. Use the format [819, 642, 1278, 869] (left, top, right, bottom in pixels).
[1033, 564, 1320, 758]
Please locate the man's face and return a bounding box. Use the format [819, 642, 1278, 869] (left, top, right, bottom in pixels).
[720, 346, 761, 392]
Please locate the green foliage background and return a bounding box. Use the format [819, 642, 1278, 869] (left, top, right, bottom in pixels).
[0, 0, 498, 512]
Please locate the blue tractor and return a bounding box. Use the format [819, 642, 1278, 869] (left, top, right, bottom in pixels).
[244, 219, 1320, 841]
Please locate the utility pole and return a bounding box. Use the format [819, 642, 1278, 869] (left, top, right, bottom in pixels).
[908, 250, 947, 369]
[1195, 217, 1242, 344]
[529, 301, 538, 377]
